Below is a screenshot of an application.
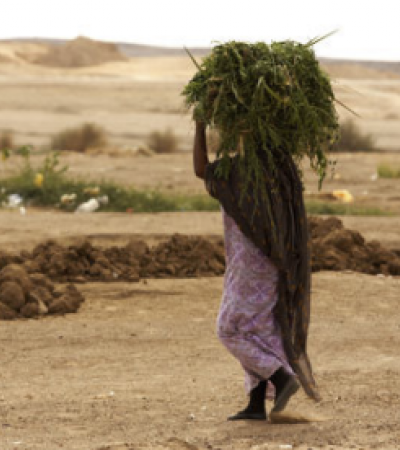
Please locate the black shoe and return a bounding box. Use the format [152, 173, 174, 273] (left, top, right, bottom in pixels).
[228, 410, 267, 421]
[271, 376, 300, 413]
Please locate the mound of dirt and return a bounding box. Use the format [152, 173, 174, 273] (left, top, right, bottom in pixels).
[33, 36, 127, 68]
[1, 217, 399, 321]
[140, 234, 225, 278]
[0, 264, 85, 321]
[17, 236, 224, 282]
[24, 240, 142, 283]
[310, 217, 400, 275]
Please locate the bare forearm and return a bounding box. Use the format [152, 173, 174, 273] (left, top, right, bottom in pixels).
[193, 122, 209, 179]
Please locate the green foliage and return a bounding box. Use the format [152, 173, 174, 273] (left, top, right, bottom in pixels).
[331, 119, 377, 153]
[183, 40, 339, 191]
[0, 149, 219, 212]
[305, 200, 392, 216]
[146, 128, 179, 154]
[377, 164, 400, 179]
[51, 123, 108, 153]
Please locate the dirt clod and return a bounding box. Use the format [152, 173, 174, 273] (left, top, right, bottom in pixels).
[0, 280, 25, 310]
[0, 263, 85, 321]
[0, 263, 33, 294]
[0, 302, 18, 320]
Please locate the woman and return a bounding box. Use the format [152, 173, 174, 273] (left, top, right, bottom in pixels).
[193, 121, 320, 421]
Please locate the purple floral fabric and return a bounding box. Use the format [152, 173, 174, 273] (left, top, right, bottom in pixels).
[217, 209, 294, 395]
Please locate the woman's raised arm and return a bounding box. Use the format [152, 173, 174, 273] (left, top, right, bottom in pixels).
[193, 122, 209, 179]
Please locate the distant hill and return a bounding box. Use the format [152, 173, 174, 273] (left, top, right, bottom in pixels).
[1, 37, 399, 77]
[1, 37, 211, 58]
[32, 36, 127, 68]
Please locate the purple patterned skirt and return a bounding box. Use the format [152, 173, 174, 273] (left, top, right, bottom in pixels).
[217, 210, 294, 396]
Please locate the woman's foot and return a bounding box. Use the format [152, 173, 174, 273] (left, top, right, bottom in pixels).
[228, 409, 267, 421]
[270, 368, 300, 413]
[227, 380, 268, 421]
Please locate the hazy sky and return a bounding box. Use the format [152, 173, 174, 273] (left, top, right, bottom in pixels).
[1, 0, 399, 61]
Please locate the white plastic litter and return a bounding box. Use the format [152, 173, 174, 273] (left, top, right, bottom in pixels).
[7, 194, 23, 207]
[19, 206, 26, 215]
[83, 186, 100, 196]
[61, 193, 77, 204]
[332, 189, 354, 203]
[370, 173, 378, 181]
[75, 198, 100, 213]
[97, 195, 109, 205]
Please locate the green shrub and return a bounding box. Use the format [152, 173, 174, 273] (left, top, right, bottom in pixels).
[0, 149, 218, 212]
[305, 200, 392, 216]
[146, 129, 178, 154]
[51, 123, 108, 153]
[377, 164, 400, 179]
[331, 119, 377, 153]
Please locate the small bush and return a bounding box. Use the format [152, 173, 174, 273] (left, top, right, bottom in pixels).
[384, 113, 399, 121]
[51, 123, 108, 153]
[146, 129, 178, 154]
[377, 164, 400, 179]
[0, 130, 14, 151]
[331, 120, 377, 153]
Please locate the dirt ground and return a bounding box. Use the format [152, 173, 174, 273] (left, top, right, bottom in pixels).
[0, 212, 400, 450]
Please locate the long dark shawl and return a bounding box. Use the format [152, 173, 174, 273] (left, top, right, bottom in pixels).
[205, 151, 320, 401]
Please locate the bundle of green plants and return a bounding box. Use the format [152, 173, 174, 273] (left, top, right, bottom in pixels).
[183, 38, 340, 191]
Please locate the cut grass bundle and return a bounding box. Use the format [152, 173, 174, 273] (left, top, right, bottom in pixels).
[377, 164, 400, 179]
[183, 40, 339, 190]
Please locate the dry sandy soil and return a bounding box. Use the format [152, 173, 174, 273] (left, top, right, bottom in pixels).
[0, 41, 400, 450]
[0, 212, 400, 450]
[0, 40, 400, 152]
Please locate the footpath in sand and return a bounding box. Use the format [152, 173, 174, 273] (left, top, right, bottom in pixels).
[0, 212, 399, 449]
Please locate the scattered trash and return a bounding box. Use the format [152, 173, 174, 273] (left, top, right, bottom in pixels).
[34, 173, 44, 188]
[94, 391, 115, 399]
[333, 173, 342, 180]
[19, 207, 26, 216]
[97, 195, 109, 205]
[75, 198, 100, 213]
[60, 193, 77, 204]
[6, 194, 23, 208]
[83, 186, 100, 196]
[370, 173, 378, 181]
[332, 189, 354, 203]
